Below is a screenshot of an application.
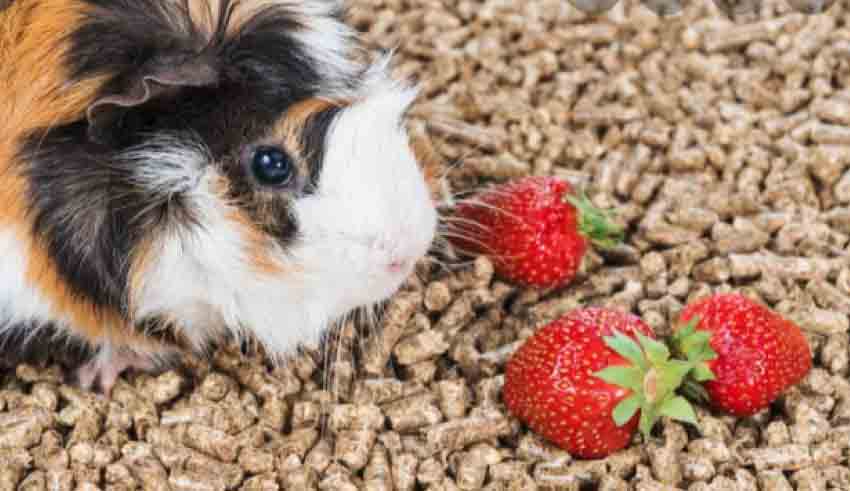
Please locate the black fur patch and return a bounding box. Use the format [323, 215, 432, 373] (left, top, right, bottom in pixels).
[15, 0, 357, 318]
[301, 105, 343, 193]
[0, 321, 96, 370]
[19, 121, 165, 314]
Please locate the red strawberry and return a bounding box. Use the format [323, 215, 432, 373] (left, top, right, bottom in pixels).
[449, 176, 623, 289]
[672, 293, 813, 417]
[503, 307, 700, 459]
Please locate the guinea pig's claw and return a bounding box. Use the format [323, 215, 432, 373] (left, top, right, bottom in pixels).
[75, 350, 157, 396]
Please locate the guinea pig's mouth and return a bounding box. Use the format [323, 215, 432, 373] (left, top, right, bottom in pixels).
[370, 248, 424, 294]
[371, 256, 417, 286]
[379, 247, 420, 279]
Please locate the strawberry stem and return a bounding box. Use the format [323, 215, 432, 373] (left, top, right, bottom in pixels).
[563, 191, 625, 250]
[643, 368, 659, 403]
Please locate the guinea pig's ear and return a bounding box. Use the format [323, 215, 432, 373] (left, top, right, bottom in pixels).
[86, 54, 219, 144]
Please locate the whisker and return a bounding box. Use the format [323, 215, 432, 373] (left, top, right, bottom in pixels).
[437, 216, 492, 233]
[414, 265, 433, 282]
[432, 233, 523, 262]
[356, 306, 374, 369]
[426, 124, 500, 208]
[430, 235, 461, 255]
[420, 254, 458, 274]
[434, 129, 490, 177]
[426, 242, 461, 267]
[332, 317, 348, 406]
[447, 196, 526, 222]
[434, 230, 499, 255]
[424, 254, 477, 271]
[440, 184, 490, 202]
[365, 303, 383, 370]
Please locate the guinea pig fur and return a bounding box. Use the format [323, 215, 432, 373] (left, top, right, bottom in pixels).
[0, 0, 439, 393]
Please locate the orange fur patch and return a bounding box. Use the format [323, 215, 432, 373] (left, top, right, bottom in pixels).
[0, 1, 108, 136]
[228, 208, 288, 275]
[271, 97, 340, 157]
[209, 173, 288, 276]
[0, 0, 163, 351]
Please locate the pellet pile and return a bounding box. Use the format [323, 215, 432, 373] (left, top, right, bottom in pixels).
[3, 0, 850, 489]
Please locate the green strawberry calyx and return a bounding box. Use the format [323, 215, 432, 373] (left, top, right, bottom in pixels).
[668, 316, 719, 403]
[562, 191, 625, 250]
[592, 328, 707, 441]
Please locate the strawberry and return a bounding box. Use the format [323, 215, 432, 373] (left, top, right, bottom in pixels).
[502, 307, 700, 459]
[671, 293, 813, 417]
[449, 176, 623, 289]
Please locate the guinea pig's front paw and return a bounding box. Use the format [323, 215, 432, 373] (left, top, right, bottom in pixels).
[75, 349, 157, 396]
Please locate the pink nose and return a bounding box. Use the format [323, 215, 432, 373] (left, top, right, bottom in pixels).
[387, 258, 409, 273]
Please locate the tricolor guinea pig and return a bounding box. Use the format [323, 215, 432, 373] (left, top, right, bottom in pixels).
[0, 0, 439, 393]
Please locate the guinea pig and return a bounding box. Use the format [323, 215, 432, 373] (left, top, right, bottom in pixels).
[0, 0, 440, 394]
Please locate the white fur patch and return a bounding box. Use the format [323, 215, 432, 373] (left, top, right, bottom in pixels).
[122, 133, 209, 198]
[129, 160, 250, 352]
[0, 228, 64, 340]
[283, 69, 438, 340]
[284, 0, 362, 88]
[0, 227, 103, 353]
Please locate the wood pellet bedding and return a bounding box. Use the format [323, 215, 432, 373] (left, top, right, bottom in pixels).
[3, 0, 850, 489]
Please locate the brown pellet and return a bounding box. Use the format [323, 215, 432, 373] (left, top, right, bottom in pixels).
[743, 444, 814, 471]
[169, 469, 227, 491]
[423, 412, 513, 453]
[238, 447, 275, 475]
[184, 424, 239, 463]
[273, 428, 319, 461]
[362, 291, 423, 376]
[391, 453, 418, 491]
[425, 282, 453, 312]
[394, 329, 450, 366]
[435, 379, 469, 419]
[363, 442, 391, 489]
[328, 404, 385, 433]
[334, 429, 377, 471]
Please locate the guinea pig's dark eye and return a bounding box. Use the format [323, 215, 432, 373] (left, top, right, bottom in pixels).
[249, 146, 294, 187]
